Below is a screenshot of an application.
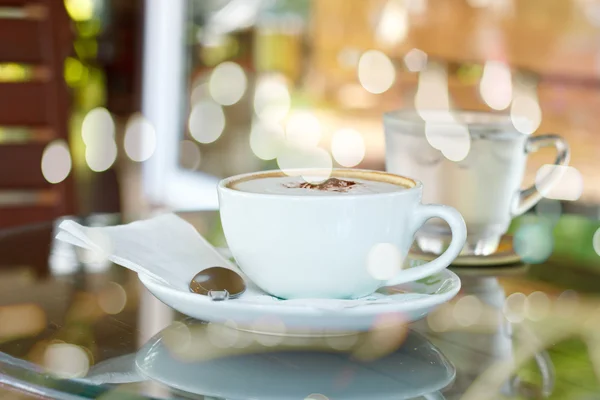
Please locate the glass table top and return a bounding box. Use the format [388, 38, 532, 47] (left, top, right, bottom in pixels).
[0, 207, 599, 399]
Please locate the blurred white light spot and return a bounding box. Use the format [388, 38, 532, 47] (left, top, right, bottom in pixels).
[367, 243, 404, 280]
[362, 313, 408, 357]
[337, 47, 361, 68]
[357, 50, 396, 94]
[209, 62, 247, 106]
[79, 230, 113, 267]
[427, 304, 453, 332]
[250, 121, 284, 160]
[376, 0, 408, 47]
[180, 140, 202, 170]
[305, 394, 329, 400]
[97, 282, 127, 315]
[325, 333, 360, 351]
[503, 292, 527, 323]
[85, 139, 117, 172]
[556, 289, 578, 315]
[81, 107, 115, 146]
[525, 291, 550, 321]
[285, 111, 322, 149]
[44, 343, 90, 379]
[593, 228, 600, 256]
[277, 146, 333, 183]
[453, 295, 482, 326]
[336, 83, 376, 109]
[331, 128, 366, 167]
[425, 122, 471, 161]
[254, 75, 291, 123]
[206, 321, 240, 349]
[415, 63, 450, 118]
[41, 140, 72, 184]
[252, 317, 286, 346]
[535, 165, 583, 201]
[162, 321, 192, 356]
[511, 95, 542, 134]
[535, 199, 562, 226]
[479, 61, 512, 110]
[513, 223, 554, 264]
[190, 83, 209, 105]
[583, 1, 600, 27]
[124, 114, 156, 162]
[404, 48, 428, 72]
[188, 101, 226, 144]
[467, 0, 493, 7]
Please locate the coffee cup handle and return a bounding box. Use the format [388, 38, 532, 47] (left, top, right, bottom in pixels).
[511, 134, 570, 216]
[384, 204, 467, 287]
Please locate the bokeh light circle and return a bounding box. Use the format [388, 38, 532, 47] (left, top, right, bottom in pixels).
[415, 64, 450, 118]
[511, 95, 542, 134]
[503, 292, 527, 323]
[305, 394, 329, 400]
[277, 146, 333, 183]
[593, 228, 600, 257]
[357, 50, 396, 94]
[81, 107, 115, 146]
[403, 48, 428, 72]
[206, 321, 239, 349]
[366, 243, 404, 280]
[97, 282, 127, 315]
[43, 343, 90, 379]
[525, 291, 551, 321]
[85, 139, 117, 172]
[535, 199, 562, 226]
[479, 61, 512, 110]
[209, 61, 247, 106]
[285, 111, 322, 149]
[535, 165, 583, 202]
[188, 101, 226, 144]
[124, 113, 157, 162]
[453, 295, 482, 326]
[425, 122, 471, 162]
[179, 140, 202, 170]
[513, 223, 554, 264]
[254, 75, 291, 123]
[41, 140, 72, 184]
[331, 128, 366, 167]
[249, 122, 285, 161]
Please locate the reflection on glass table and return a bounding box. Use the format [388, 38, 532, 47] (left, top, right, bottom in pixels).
[0, 207, 599, 399]
[82, 318, 455, 399]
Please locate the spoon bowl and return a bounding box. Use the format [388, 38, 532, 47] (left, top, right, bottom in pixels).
[189, 266, 246, 301]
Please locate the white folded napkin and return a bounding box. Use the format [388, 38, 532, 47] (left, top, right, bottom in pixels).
[56, 214, 430, 311]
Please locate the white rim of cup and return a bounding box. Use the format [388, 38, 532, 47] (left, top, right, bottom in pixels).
[218, 168, 423, 200]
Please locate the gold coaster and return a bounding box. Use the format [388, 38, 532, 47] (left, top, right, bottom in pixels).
[410, 235, 521, 267]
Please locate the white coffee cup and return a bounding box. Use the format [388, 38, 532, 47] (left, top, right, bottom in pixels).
[384, 110, 570, 256]
[218, 169, 467, 300]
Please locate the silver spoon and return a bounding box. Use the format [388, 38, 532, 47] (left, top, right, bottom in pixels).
[189, 266, 246, 301]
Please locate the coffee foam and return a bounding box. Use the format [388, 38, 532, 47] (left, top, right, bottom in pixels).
[228, 170, 414, 196]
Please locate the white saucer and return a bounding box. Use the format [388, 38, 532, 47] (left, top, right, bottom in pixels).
[133, 320, 456, 400]
[139, 262, 460, 333]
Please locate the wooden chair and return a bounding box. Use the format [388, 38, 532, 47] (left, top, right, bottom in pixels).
[0, 0, 75, 229]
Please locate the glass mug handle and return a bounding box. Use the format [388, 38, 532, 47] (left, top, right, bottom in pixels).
[511, 134, 570, 216]
[384, 204, 467, 286]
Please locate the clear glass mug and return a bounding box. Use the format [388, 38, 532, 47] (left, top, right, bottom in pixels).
[384, 110, 570, 256]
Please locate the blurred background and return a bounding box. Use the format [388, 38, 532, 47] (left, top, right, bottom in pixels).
[2, 2, 600, 398]
[2, 0, 599, 228]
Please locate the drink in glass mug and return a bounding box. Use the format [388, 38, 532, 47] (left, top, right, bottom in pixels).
[384, 110, 569, 256]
